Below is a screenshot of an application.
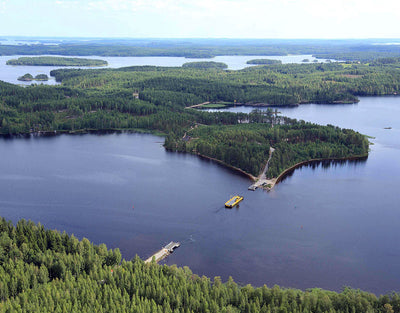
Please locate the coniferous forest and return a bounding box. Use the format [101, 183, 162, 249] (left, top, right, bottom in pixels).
[6, 56, 108, 67]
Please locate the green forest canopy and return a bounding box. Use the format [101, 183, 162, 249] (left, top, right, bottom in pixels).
[2, 57, 396, 178]
[182, 61, 228, 69]
[246, 59, 282, 65]
[165, 118, 368, 178]
[17, 73, 49, 81]
[0, 217, 399, 313]
[7, 56, 108, 67]
[1, 38, 400, 61]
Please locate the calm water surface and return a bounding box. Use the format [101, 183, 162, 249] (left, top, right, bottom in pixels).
[0, 54, 332, 85]
[0, 96, 399, 294]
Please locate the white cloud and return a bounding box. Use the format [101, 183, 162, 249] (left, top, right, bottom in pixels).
[0, 0, 8, 13]
[87, 0, 150, 12]
[55, 0, 79, 6]
[53, 0, 400, 28]
[2, 0, 400, 38]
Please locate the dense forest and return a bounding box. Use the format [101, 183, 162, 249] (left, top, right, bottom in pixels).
[165, 116, 368, 178]
[246, 59, 282, 65]
[0, 217, 399, 313]
[50, 60, 400, 106]
[3, 56, 398, 179]
[182, 61, 228, 69]
[6, 56, 108, 67]
[1, 38, 400, 61]
[17, 73, 49, 82]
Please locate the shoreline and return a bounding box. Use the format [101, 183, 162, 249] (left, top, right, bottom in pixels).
[235, 99, 360, 106]
[184, 149, 368, 192]
[190, 99, 361, 110]
[1, 130, 368, 191]
[189, 152, 257, 181]
[274, 154, 369, 185]
[0, 128, 167, 138]
[197, 152, 369, 191]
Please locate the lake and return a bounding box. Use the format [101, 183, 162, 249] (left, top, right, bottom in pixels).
[0, 54, 333, 85]
[0, 96, 399, 294]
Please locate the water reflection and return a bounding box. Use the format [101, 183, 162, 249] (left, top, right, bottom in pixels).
[278, 157, 368, 183]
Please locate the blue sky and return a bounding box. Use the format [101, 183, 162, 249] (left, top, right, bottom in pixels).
[0, 0, 399, 38]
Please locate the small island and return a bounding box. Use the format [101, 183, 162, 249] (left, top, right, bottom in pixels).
[182, 61, 228, 69]
[246, 59, 282, 65]
[7, 56, 108, 67]
[17, 73, 49, 81]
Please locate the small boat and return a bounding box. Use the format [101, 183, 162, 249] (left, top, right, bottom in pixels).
[225, 195, 244, 208]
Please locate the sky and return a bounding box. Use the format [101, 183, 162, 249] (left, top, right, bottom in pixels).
[0, 0, 399, 39]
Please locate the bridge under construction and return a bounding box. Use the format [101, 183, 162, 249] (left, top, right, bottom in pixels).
[145, 241, 181, 263]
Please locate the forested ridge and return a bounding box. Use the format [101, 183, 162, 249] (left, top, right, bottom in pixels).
[1, 218, 400, 313]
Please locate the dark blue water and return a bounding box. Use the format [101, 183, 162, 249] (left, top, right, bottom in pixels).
[0, 96, 399, 294]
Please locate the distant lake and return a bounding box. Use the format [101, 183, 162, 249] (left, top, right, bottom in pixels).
[0, 96, 399, 294]
[0, 54, 333, 85]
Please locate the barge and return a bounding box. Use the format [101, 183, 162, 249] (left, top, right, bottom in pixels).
[225, 195, 244, 208]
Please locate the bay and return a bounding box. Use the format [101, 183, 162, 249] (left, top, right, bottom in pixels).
[0, 96, 399, 294]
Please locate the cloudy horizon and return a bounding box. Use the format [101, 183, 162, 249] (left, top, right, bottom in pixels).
[0, 0, 399, 39]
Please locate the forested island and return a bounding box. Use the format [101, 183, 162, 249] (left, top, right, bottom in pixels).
[17, 73, 49, 81]
[1, 217, 399, 313]
[182, 61, 228, 69]
[246, 59, 282, 65]
[4, 55, 400, 182]
[7, 56, 108, 67]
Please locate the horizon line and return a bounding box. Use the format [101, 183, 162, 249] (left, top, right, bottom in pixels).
[1, 36, 400, 41]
